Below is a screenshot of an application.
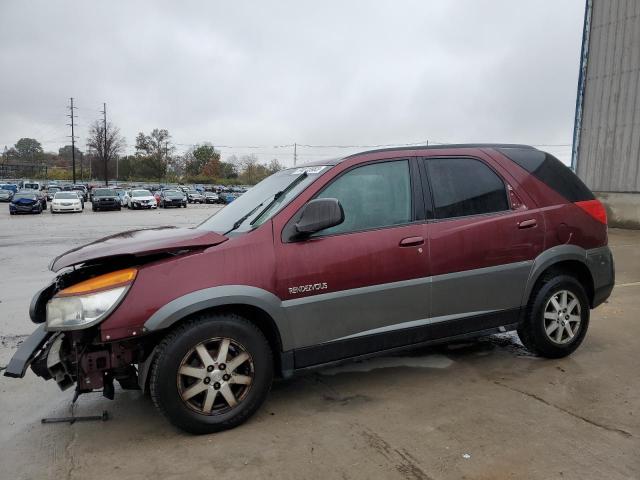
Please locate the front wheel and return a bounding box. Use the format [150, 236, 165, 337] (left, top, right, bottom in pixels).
[150, 314, 273, 434]
[518, 274, 590, 358]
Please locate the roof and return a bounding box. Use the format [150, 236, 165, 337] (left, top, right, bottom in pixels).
[297, 143, 537, 168]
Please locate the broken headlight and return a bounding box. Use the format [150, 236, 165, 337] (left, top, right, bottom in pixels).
[46, 268, 137, 331]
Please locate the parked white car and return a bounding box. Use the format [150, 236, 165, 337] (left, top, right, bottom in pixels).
[124, 189, 157, 209]
[50, 191, 83, 213]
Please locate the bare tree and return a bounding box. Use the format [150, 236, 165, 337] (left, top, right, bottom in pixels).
[87, 120, 125, 185]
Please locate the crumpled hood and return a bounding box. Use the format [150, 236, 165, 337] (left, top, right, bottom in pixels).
[13, 197, 37, 205]
[49, 227, 227, 272]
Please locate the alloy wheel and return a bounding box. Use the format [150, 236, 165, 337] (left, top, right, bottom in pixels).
[543, 290, 581, 345]
[176, 337, 254, 415]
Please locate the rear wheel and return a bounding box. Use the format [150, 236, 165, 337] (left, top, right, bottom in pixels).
[150, 314, 273, 434]
[518, 274, 590, 358]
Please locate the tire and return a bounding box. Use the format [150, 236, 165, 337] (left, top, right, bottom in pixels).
[517, 273, 590, 358]
[92, 206, 97, 212]
[117, 205, 121, 211]
[150, 313, 273, 434]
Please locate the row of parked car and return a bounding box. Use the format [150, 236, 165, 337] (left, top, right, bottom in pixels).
[1, 180, 245, 215]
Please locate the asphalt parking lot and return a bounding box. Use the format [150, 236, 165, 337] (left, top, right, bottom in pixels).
[0, 205, 638, 480]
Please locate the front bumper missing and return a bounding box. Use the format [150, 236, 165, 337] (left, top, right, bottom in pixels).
[5, 325, 142, 398]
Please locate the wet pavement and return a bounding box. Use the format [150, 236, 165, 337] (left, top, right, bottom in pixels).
[0, 205, 638, 479]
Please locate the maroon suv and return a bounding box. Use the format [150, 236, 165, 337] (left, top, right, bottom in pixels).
[5, 144, 614, 433]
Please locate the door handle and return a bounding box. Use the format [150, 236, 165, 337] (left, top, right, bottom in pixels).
[518, 219, 537, 229]
[399, 236, 424, 247]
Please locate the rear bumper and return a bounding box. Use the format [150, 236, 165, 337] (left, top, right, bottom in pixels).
[587, 246, 615, 308]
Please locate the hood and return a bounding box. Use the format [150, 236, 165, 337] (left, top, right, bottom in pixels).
[13, 197, 37, 205]
[50, 227, 228, 272]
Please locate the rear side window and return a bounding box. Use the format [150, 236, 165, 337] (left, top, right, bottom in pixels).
[316, 160, 412, 235]
[425, 158, 509, 219]
[497, 148, 595, 202]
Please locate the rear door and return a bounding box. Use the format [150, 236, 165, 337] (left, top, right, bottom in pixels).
[274, 158, 431, 367]
[421, 155, 545, 331]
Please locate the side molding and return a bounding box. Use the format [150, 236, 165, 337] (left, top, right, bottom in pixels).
[143, 285, 292, 350]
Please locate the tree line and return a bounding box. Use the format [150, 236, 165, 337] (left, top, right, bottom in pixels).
[1, 122, 285, 185]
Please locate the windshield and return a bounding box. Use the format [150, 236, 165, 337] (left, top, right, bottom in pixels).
[55, 192, 78, 199]
[132, 190, 151, 197]
[94, 189, 116, 196]
[13, 193, 36, 200]
[198, 165, 330, 234]
[24, 183, 39, 190]
[165, 191, 183, 198]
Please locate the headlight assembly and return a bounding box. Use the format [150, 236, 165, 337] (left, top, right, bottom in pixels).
[46, 268, 137, 331]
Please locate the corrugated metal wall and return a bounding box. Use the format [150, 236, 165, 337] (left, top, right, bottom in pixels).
[576, 0, 640, 193]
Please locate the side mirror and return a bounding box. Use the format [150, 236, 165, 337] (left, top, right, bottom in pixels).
[295, 198, 344, 235]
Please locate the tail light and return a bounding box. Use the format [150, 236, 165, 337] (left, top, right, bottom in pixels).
[575, 199, 607, 224]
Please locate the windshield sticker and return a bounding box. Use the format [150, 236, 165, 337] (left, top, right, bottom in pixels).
[291, 166, 327, 175]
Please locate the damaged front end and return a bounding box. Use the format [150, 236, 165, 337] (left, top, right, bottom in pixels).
[4, 226, 228, 398]
[4, 265, 150, 399]
[28, 329, 143, 399]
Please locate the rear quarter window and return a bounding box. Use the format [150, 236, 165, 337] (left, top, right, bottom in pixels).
[497, 148, 594, 202]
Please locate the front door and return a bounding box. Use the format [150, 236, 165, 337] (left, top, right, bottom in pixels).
[274, 158, 431, 367]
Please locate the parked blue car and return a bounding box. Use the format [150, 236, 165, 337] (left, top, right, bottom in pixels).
[9, 192, 43, 215]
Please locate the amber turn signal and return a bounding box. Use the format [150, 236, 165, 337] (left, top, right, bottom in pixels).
[59, 268, 138, 296]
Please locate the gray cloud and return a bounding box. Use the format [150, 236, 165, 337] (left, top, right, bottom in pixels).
[0, 0, 584, 165]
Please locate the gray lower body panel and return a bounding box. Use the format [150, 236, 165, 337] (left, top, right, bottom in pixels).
[283, 261, 532, 349]
[587, 245, 615, 307]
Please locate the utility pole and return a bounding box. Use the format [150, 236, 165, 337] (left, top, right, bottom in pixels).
[293, 142, 297, 166]
[100, 102, 108, 186]
[67, 97, 78, 184]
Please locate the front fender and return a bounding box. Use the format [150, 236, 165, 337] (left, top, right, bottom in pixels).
[143, 285, 292, 349]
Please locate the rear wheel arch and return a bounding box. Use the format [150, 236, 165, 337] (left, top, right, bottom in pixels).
[526, 259, 595, 308]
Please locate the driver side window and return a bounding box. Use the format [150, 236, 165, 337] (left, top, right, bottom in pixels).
[315, 160, 412, 236]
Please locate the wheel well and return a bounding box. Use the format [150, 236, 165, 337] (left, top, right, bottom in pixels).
[171, 304, 285, 375]
[534, 260, 595, 306]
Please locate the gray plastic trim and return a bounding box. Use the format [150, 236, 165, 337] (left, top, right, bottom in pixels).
[328, 310, 496, 343]
[522, 244, 613, 305]
[143, 285, 292, 349]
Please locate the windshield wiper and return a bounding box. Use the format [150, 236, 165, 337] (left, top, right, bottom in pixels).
[223, 171, 308, 236]
[223, 202, 267, 236]
[249, 171, 308, 226]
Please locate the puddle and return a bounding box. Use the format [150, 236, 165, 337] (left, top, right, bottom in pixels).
[319, 353, 454, 376]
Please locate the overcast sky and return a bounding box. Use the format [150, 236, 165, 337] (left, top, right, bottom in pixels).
[0, 1, 585, 165]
